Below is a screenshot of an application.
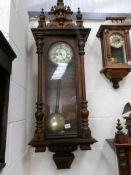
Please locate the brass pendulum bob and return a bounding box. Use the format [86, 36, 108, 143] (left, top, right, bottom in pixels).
[48, 79, 65, 133]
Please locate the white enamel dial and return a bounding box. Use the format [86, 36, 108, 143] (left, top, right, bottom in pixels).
[109, 33, 124, 48]
[49, 42, 73, 64]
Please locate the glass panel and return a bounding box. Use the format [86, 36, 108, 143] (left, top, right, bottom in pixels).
[46, 42, 77, 138]
[111, 45, 126, 63]
[109, 33, 126, 64]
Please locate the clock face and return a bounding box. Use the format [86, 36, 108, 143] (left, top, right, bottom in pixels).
[49, 42, 73, 64]
[109, 33, 124, 48]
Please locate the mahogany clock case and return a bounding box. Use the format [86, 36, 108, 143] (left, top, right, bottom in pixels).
[29, 0, 96, 169]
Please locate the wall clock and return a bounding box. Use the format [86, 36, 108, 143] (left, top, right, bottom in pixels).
[97, 17, 131, 89]
[29, 0, 96, 169]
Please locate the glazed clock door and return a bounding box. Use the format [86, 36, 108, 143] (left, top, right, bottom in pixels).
[46, 41, 78, 138]
[109, 33, 126, 64]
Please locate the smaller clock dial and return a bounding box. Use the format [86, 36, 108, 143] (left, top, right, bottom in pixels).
[109, 33, 124, 48]
[109, 33, 126, 64]
[49, 42, 73, 64]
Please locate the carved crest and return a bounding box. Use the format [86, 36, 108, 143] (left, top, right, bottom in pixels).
[37, 0, 83, 28]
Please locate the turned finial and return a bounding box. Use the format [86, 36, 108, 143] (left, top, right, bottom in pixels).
[38, 9, 46, 28]
[57, 0, 64, 5]
[116, 119, 123, 134]
[76, 8, 83, 27]
[57, 0, 63, 2]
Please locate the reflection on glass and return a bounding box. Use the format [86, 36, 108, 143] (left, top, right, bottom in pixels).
[47, 52, 77, 138]
[111, 45, 126, 64]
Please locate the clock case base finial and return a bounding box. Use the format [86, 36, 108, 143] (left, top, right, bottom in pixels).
[100, 67, 129, 89]
[53, 153, 74, 169]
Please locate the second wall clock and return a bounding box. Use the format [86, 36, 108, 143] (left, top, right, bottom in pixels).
[97, 17, 131, 89]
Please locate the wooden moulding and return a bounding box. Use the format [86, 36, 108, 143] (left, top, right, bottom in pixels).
[100, 66, 131, 89]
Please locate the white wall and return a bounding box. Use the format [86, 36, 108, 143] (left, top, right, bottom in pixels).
[0, 0, 11, 39]
[27, 19, 131, 175]
[27, 0, 131, 13]
[1, 0, 131, 174]
[0, 0, 30, 175]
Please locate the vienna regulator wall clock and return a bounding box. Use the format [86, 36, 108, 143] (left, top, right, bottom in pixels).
[29, 0, 96, 169]
[97, 17, 131, 89]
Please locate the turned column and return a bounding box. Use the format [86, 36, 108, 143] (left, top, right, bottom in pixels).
[29, 34, 45, 152]
[78, 36, 91, 146]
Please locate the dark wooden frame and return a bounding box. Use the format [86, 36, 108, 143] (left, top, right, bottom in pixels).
[97, 17, 131, 89]
[0, 31, 16, 170]
[29, 0, 96, 169]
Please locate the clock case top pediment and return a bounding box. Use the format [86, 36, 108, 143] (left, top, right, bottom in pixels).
[97, 17, 131, 37]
